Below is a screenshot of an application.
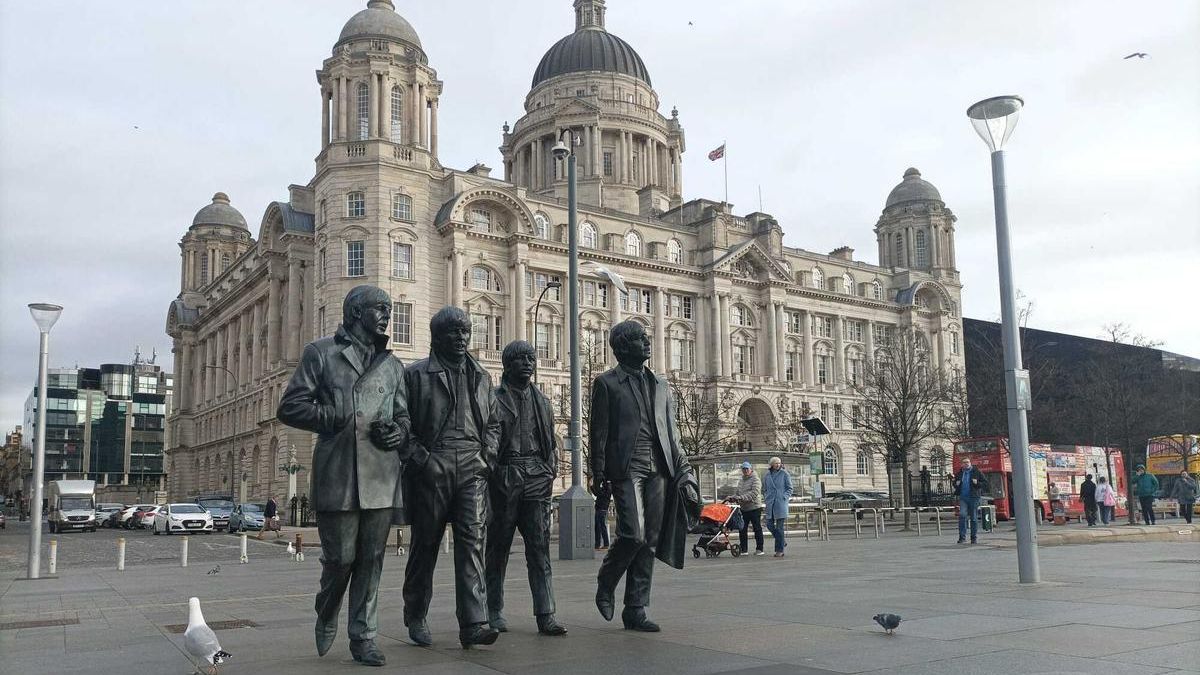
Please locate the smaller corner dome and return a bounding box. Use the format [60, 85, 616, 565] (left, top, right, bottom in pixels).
[338, 0, 423, 50]
[192, 192, 248, 229]
[885, 167, 943, 208]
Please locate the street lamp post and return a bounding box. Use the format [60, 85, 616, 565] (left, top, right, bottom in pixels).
[27, 303, 63, 579]
[531, 280, 563, 385]
[552, 129, 593, 559]
[967, 95, 1040, 583]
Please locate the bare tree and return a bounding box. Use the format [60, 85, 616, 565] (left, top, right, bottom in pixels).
[666, 373, 744, 458]
[850, 328, 956, 527]
[555, 332, 609, 487]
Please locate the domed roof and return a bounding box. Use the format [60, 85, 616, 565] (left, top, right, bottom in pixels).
[885, 168, 942, 208]
[532, 28, 651, 88]
[338, 0, 422, 51]
[192, 192, 248, 230]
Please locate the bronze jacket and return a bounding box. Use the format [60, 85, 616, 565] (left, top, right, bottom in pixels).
[588, 365, 691, 481]
[403, 352, 500, 469]
[494, 380, 557, 472]
[277, 326, 410, 512]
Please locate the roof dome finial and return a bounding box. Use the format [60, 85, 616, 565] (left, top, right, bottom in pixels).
[367, 0, 394, 10]
[574, 0, 607, 31]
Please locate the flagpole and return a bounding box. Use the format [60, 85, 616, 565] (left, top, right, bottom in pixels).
[723, 139, 728, 204]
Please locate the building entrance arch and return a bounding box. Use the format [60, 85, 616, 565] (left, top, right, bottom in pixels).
[736, 398, 776, 454]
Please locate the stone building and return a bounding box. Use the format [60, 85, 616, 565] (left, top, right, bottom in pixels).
[164, 0, 965, 502]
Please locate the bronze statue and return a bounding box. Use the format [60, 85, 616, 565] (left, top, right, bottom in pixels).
[401, 306, 501, 649]
[590, 320, 699, 632]
[277, 285, 411, 667]
[485, 340, 567, 636]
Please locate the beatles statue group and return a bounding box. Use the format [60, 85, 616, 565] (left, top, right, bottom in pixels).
[277, 285, 700, 666]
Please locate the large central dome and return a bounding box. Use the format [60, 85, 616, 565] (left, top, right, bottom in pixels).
[531, 0, 650, 88]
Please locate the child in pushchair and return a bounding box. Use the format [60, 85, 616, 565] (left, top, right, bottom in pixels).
[690, 501, 744, 558]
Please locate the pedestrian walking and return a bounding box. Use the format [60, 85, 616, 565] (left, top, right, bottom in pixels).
[594, 480, 611, 550]
[952, 456, 989, 544]
[729, 461, 765, 556]
[259, 495, 281, 540]
[1168, 469, 1197, 525]
[1133, 465, 1160, 525]
[762, 457, 793, 557]
[1095, 476, 1116, 525]
[1080, 474, 1098, 527]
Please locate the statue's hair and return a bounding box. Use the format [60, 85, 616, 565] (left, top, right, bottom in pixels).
[502, 340, 536, 366]
[609, 319, 645, 352]
[430, 306, 471, 337]
[342, 285, 391, 325]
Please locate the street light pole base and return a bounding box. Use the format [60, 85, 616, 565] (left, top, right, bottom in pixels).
[557, 485, 595, 560]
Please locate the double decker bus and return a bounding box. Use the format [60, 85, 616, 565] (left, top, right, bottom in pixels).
[953, 437, 1128, 521]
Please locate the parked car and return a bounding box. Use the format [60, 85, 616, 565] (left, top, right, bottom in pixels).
[95, 503, 125, 527]
[229, 503, 266, 532]
[153, 503, 214, 535]
[119, 504, 157, 529]
[135, 506, 162, 529]
[0, 511, 6, 529]
[196, 498, 235, 531]
[822, 491, 889, 519]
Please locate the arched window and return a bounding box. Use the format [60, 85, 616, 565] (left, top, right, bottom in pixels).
[856, 450, 871, 475]
[871, 280, 883, 300]
[667, 238, 683, 264]
[843, 272, 854, 295]
[811, 267, 824, 289]
[930, 447, 948, 477]
[730, 305, 753, 327]
[533, 213, 549, 239]
[390, 86, 403, 143]
[893, 232, 904, 266]
[469, 207, 492, 233]
[823, 447, 840, 475]
[581, 221, 598, 249]
[356, 82, 369, 140]
[625, 231, 642, 257]
[391, 193, 412, 220]
[468, 266, 502, 292]
[915, 230, 928, 267]
[199, 252, 209, 285]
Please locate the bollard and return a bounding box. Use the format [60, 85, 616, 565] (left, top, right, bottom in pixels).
[181, 536, 189, 567]
[442, 526, 451, 554]
[240, 533, 248, 564]
[49, 539, 57, 575]
[295, 533, 304, 562]
[395, 528, 405, 556]
[117, 537, 126, 570]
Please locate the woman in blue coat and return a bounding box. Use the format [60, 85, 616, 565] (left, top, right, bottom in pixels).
[762, 457, 794, 557]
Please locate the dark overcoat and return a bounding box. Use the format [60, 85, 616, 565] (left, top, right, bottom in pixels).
[494, 381, 557, 469]
[277, 326, 409, 513]
[403, 352, 500, 468]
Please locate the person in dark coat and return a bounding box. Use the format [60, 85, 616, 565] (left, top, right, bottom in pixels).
[951, 456, 989, 544]
[401, 307, 501, 650]
[1080, 474, 1098, 526]
[485, 340, 566, 637]
[593, 480, 611, 550]
[277, 285, 411, 667]
[590, 320, 698, 632]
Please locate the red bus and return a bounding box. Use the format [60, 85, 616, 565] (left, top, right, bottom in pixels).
[952, 437, 1128, 521]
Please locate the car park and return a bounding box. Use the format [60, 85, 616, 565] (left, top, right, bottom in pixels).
[153, 503, 214, 535]
[229, 503, 266, 531]
[196, 497, 235, 531]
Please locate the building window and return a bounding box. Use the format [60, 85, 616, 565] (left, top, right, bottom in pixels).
[834, 405, 843, 429]
[391, 302, 412, 344]
[731, 305, 753, 327]
[199, 252, 209, 285]
[631, 153, 639, 181]
[734, 345, 755, 374]
[871, 280, 883, 300]
[843, 273, 854, 295]
[848, 357, 863, 386]
[625, 231, 642, 257]
[469, 266, 501, 292]
[391, 193, 412, 220]
[581, 280, 608, 308]
[667, 293, 693, 319]
[823, 448, 839, 475]
[526, 270, 562, 300]
[843, 320, 864, 343]
[581, 221, 598, 249]
[670, 338, 695, 371]
[894, 232, 904, 266]
[533, 213, 549, 239]
[816, 353, 830, 384]
[785, 351, 797, 381]
[469, 208, 492, 233]
[470, 314, 488, 350]
[667, 239, 682, 264]
[346, 191, 365, 217]
[950, 331, 960, 355]
[345, 240, 365, 277]
[851, 405, 861, 429]
[319, 248, 327, 283]
[873, 324, 894, 347]
[930, 448, 948, 477]
[621, 287, 652, 314]
[811, 315, 832, 338]
[357, 82, 369, 141]
[603, 151, 613, 177]
[915, 230, 928, 267]
[390, 86, 403, 143]
[220, 253, 231, 274]
[534, 323, 554, 359]
[391, 242, 412, 279]
[856, 450, 871, 475]
[811, 267, 824, 289]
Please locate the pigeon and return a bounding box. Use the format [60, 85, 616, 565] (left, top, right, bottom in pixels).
[873, 613, 902, 635]
[206, 565, 221, 575]
[1123, 52, 1148, 59]
[581, 260, 628, 294]
[184, 597, 232, 675]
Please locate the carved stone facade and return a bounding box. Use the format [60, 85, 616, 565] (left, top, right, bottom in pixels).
[165, 0, 965, 502]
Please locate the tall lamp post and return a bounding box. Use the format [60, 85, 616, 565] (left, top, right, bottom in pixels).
[551, 129, 593, 559]
[967, 95, 1040, 583]
[531, 279, 563, 385]
[27, 303, 63, 579]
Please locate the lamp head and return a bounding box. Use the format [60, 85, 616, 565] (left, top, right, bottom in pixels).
[551, 140, 570, 160]
[967, 95, 1023, 152]
[546, 280, 563, 289]
[28, 303, 63, 333]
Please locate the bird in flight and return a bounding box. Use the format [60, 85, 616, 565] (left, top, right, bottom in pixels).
[1123, 52, 1148, 59]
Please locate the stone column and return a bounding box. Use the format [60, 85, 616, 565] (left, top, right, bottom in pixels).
[417, 84, 427, 147]
[286, 259, 302, 362]
[619, 131, 628, 183]
[801, 309, 814, 385]
[718, 294, 731, 377]
[195, 339, 206, 406]
[674, 147, 683, 196]
[367, 72, 378, 138]
[515, 261, 527, 341]
[337, 77, 347, 141]
[321, 87, 330, 147]
[583, 125, 592, 177]
[241, 311, 252, 387]
[708, 295, 722, 377]
[430, 98, 439, 157]
[251, 300, 263, 380]
[765, 302, 778, 381]
[179, 342, 192, 411]
[379, 75, 390, 141]
[649, 138, 658, 186]
[593, 125, 602, 176]
[214, 327, 226, 397]
[775, 303, 786, 381]
[267, 272, 282, 365]
[529, 140, 538, 189]
[450, 248, 463, 307]
[833, 316, 844, 384]
[653, 288, 666, 372]
[410, 81, 419, 145]
[301, 260, 313, 342]
[865, 319, 875, 363]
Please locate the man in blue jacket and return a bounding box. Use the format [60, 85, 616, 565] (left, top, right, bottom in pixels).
[952, 456, 989, 544]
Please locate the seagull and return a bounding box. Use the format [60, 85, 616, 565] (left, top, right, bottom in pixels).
[873, 613, 902, 635]
[688, 21, 694, 26]
[581, 260, 627, 294]
[184, 597, 232, 675]
[1123, 52, 1148, 59]
[286, 541, 295, 556]
[206, 565, 221, 575]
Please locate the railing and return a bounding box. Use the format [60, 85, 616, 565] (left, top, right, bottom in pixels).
[347, 143, 366, 158]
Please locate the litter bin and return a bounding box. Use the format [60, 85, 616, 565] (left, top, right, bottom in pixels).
[980, 505, 994, 532]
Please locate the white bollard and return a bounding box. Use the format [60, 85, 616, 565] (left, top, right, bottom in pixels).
[180, 536, 189, 567]
[48, 539, 57, 575]
[240, 533, 248, 564]
[442, 526, 451, 554]
[117, 537, 126, 571]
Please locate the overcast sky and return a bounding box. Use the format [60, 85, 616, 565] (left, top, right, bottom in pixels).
[1, 0, 1197, 434]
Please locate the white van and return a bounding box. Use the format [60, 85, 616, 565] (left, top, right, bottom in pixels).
[47, 480, 97, 533]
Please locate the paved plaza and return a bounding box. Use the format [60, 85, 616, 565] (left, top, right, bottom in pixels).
[1, 518, 1198, 675]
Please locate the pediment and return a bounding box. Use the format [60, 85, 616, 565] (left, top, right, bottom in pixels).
[711, 241, 791, 282]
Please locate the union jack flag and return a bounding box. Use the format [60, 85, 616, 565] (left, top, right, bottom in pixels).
[707, 143, 725, 161]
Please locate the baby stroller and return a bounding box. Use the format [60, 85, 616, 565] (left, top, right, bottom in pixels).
[691, 502, 744, 558]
